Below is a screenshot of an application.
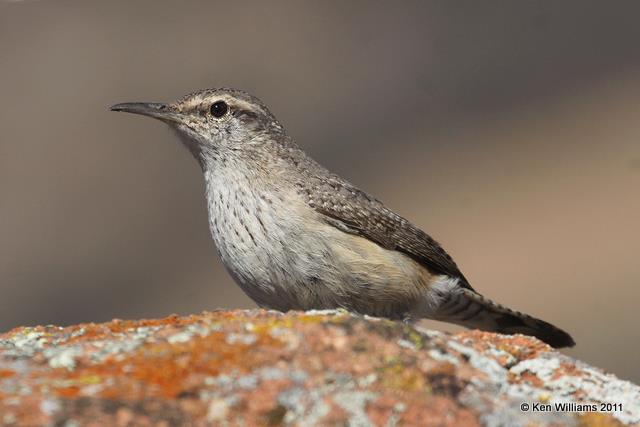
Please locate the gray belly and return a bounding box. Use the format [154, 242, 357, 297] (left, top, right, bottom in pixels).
[205, 178, 437, 319]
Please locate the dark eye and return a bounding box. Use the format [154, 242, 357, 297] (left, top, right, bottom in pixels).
[210, 101, 228, 118]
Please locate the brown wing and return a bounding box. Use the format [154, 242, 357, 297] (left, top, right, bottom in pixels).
[297, 172, 474, 291]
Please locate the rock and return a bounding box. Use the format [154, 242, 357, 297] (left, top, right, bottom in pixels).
[0, 309, 637, 427]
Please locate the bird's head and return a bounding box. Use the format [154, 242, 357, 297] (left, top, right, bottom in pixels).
[111, 88, 286, 165]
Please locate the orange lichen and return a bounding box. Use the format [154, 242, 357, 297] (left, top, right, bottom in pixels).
[51, 314, 204, 346]
[512, 371, 544, 387]
[553, 361, 584, 379]
[55, 385, 81, 398]
[0, 369, 15, 378]
[38, 315, 287, 400]
[455, 329, 552, 365]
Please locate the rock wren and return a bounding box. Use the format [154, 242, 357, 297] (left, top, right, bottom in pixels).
[111, 88, 575, 348]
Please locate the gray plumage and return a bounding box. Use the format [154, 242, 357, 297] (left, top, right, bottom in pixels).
[111, 88, 575, 348]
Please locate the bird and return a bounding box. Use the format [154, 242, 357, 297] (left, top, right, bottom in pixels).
[111, 87, 575, 348]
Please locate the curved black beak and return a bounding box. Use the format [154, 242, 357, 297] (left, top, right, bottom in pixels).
[110, 102, 182, 124]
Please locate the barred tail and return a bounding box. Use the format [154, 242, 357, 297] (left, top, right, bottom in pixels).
[435, 288, 575, 348]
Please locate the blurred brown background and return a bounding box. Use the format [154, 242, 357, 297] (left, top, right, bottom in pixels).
[1, 1, 639, 383]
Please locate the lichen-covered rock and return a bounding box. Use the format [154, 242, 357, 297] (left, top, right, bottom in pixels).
[0, 310, 637, 427]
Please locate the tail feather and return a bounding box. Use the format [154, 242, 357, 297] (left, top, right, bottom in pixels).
[435, 288, 575, 348]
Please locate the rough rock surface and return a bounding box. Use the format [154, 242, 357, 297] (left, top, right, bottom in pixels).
[0, 309, 638, 427]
